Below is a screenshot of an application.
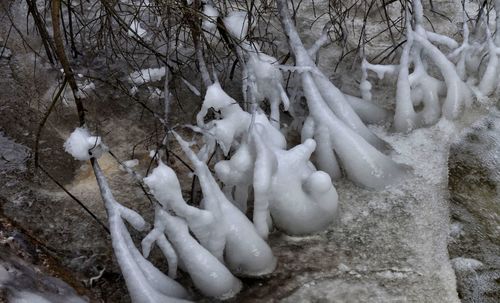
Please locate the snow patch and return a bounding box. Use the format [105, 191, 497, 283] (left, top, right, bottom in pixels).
[64, 128, 106, 161]
[128, 67, 165, 85]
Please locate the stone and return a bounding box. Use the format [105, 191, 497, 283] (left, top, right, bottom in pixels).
[448, 110, 500, 303]
[0, 47, 11, 59]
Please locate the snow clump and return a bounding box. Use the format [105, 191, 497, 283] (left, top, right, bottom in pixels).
[64, 127, 107, 161]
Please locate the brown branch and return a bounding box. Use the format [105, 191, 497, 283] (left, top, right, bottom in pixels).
[51, 0, 85, 126]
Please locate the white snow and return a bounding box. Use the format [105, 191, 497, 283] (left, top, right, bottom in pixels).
[202, 4, 219, 31]
[9, 292, 54, 303]
[128, 67, 166, 85]
[119, 159, 139, 171]
[128, 20, 147, 38]
[76, 80, 96, 99]
[0, 47, 12, 58]
[64, 128, 106, 161]
[223, 11, 252, 40]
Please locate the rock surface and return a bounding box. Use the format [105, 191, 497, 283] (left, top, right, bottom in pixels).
[449, 111, 500, 245]
[0, 47, 11, 59]
[448, 110, 500, 303]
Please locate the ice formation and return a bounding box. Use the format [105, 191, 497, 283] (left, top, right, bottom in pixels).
[197, 83, 338, 237]
[143, 146, 277, 295]
[62, 2, 500, 302]
[222, 10, 290, 128]
[202, 3, 219, 32]
[196, 82, 285, 156]
[223, 11, 253, 41]
[361, 0, 500, 132]
[250, 129, 338, 236]
[245, 50, 290, 128]
[144, 161, 226, 261]
[92, 160, 190, 303]
[276, 0, 408, 189]
[173, 132, 277, 276]
[64, 128, 107, 161]
[142, 206, 242, 299]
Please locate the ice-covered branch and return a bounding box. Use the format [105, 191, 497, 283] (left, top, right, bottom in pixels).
[91, 159, 189, 303]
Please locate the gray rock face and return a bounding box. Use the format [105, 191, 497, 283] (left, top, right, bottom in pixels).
[0, 252, 88, 303]
[0, 132, 30, 173]
[449, 111, 500, 245]
[448, 110, 500, 303]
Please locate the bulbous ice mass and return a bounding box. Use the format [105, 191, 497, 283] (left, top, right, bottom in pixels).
[144, 161, 225, 262]
[252, 130, 339, 236]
